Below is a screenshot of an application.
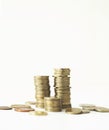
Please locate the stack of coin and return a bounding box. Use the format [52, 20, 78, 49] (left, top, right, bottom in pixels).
[44, 97, 62, 112]
[53, 68, 72, 108]
[34, 76, 50, 108]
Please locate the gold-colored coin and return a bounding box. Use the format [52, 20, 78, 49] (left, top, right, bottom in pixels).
[54, 68, 70, 76]
[25, 101, 36, 105]
[45, 107, 62, 112]
[62, 104, 72, 109]
[11, 104, 31, 108]
[44, 97, 61, 101]
[0, 106, 12, 110]
[29, 111, 48, 116]
[65, 108, 82, 114]
[34, 75, 49, 78]
[14, 107, 35, 112]
[95, 106, 109, 112]
[79, 104, 96, 111]
[36, 103, 44, 108]
[82, 109, 90, 114]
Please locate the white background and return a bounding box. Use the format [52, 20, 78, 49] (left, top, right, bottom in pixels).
[0, 0, 109, 129]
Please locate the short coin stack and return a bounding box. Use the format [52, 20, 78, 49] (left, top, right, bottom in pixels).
[53, 68, 72, 108]
[44, 97, 62, 112]
[34, 76, 50, 108]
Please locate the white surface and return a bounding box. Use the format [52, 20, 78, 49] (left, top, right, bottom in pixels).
[0, 0, 109, 129]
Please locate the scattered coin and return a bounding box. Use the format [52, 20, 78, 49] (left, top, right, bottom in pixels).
[14, 107, 35, 112]
[82, 109, 90, 114]
[79, 104, 96, 111]
[29, 111, 48, 116]
[25, 101, 36, 105]
[0, 106, 12, 110]
[65, 108, 82, 114]
[95, 106, 109, 112]
[11, 104, 31, 108]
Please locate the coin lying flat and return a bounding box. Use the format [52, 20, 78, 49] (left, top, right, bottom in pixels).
[14, 107, 35, 112]
[95, 106, 109, 112]
[25, 101, 36, 105]
[11, 104, 31, 108]
[0, 106, 12, 110]
[29, 111, 48, 116]
[79, 104, 96, 111]
[65, 108, 82, 114]
[82, 109, 90, 114]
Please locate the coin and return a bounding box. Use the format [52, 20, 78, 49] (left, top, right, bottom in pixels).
[54, 68, 70, 76]
[36, 103, 44, 108]
[11, 104, 31, 108]
[62, 104, 72, 109]
[34, 76, 49, 79]
[45, 107, 62, 112]
[14, 107, 35, 112]
[34, 75, 51, 109]
[44, 97, 62, 112]
[82, 109, 90, 114]
[95, 106, 109, 112]
[65, 108, 82, 114]
[53, 68, 71, 108]
[25, 101, 36, 105]
[79, 104, 96, 110]
[0, 106, 12, 110]
[29, 111, 48, 116]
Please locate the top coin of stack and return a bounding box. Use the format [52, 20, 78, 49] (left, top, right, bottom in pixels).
[53, 68, 72, 109]
[54, 68, 70, 77]
[34, 76, 50, 108]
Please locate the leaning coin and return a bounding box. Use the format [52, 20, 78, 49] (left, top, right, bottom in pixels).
[14, 107, 35, 112]
[11, 104, 31, 108]
[65, 108, 82, 114]
[79, 104, 96, 110]
[25, 101, 36, 105]
[0, 106, 12, 110]
[29, 111, 48, 116]
[95, 106, 109, 112]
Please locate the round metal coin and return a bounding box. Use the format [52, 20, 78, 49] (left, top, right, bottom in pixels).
[25, 101, 36, 105]
[0, 106, 12, 110]
[65, 108, 82, 114]
[79, 104, 96, 111]
[29, 111, 48, 116]
[95, 106, 109, 112]
[11, 104, 31, 108]
[14, 107, 35, 112]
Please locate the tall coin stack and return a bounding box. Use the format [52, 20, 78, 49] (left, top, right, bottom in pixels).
[34, 76, 50, 108]
[44, 97, 62, 112]
[53, 68, 72, 108]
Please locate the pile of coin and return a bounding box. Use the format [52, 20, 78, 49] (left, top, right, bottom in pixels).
[44, 97, 62, 112]
[53, 68, 72, 108]
[34, 76, 50, 108]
